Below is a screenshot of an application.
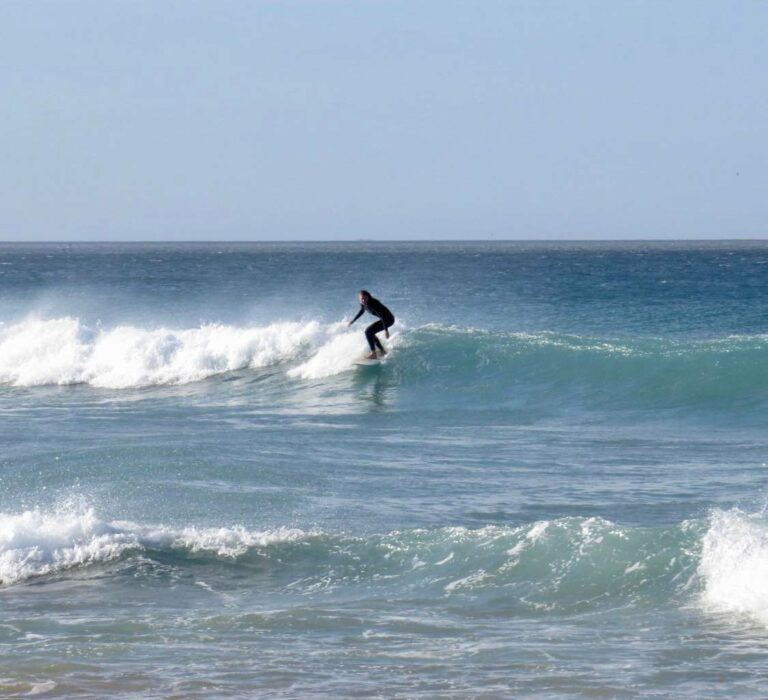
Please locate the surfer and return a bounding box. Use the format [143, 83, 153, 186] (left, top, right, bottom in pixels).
[348, 290, 395, 360]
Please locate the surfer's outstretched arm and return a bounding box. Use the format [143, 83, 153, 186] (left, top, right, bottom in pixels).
[348, 305, 364, 326]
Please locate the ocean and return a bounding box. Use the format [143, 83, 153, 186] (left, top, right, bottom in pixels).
[1, 241, 768, 698]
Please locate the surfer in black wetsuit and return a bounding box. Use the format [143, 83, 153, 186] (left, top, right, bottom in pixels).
[348, 290, 395, 360]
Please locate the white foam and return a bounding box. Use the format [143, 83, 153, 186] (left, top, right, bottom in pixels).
[27, 680, 57, 696]
[699, 508, 768, 625]
[0, 317, 91, 386]
[120, 522, 311, 558]
[0, 508, 138, 585]
[526, 521, 550, 541]
[288, 324, 402, 380]
[0, 506, 315, 586]
[287, 329, 367, 379]
[444, 569, 490, 593]
[0, 317, 367, 388]
[85, 321, 322, 388]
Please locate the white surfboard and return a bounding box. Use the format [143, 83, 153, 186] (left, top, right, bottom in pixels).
[354, 357, 382, 367]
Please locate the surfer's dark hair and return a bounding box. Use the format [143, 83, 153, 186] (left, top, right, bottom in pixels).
[359, 290, 371, 299]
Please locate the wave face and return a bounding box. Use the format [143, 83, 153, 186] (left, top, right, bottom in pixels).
[1, 318, 767, 414]
[395, 326, 768, 411]
[0, 504, 700, 603]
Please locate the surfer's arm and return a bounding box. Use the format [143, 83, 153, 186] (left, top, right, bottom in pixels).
[348, 305, 364, 326]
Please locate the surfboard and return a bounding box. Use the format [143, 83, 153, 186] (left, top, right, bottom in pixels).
[354, 357, 382, 367]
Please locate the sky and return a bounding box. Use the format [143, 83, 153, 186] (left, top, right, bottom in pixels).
[1, 1, 766, 241]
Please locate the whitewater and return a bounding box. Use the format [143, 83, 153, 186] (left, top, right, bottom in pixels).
[0, 316, 383, 386]
[2, 241, 768, 698]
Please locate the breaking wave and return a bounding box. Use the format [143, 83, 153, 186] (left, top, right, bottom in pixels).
[1, 318, 767, 412]
[0, 506, 313, 586]
[698, 508, 768, 626]
[5, 502, 767, 626]
[0, 317, 383, 388]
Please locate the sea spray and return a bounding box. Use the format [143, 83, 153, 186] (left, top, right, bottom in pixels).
[699, 508, 768, 626]
[0, 317, 360, 388]
[0, 507, 137, 585]
[288, 327, 404, 379]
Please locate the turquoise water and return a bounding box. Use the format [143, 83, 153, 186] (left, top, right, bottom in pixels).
[1, 241, 768, 697]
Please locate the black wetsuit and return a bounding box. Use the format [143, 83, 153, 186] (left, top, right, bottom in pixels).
[350, 297, 395, 352]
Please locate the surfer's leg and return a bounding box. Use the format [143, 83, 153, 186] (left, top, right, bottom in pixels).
[365, 321, 385, 354]
[378, 320, 392, 355]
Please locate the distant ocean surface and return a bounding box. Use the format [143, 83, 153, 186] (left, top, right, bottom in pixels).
[2, 241, 768, 698]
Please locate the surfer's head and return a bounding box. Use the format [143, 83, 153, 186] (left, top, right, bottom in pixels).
[359, 290, 371, 304]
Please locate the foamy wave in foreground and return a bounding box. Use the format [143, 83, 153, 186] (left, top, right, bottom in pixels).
[699, 508, 768, 626]
[0, 317, 380, 388]
[0, 507, 313, 585]
[0, 509, 138, 585]
[7, 502, 768, 628]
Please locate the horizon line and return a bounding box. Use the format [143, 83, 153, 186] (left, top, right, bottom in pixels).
[1, 237, 768, 245]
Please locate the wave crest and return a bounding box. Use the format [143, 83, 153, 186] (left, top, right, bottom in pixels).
[699, 508, 768, 625]
[0, 506, 315, 585]
[0, 317, 370, 388]
[13, 503, 768, 627]
[0, 508, 138, 585]
[1, 505, 700, 612]
[3, 319, 768, 411]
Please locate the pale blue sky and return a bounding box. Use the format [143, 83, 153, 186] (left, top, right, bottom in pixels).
[2, 1, 766, 241]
